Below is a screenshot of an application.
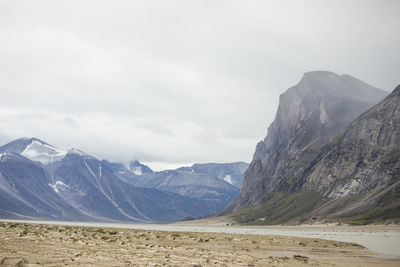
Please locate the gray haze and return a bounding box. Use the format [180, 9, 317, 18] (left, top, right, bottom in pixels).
[0, 0, 399, 170]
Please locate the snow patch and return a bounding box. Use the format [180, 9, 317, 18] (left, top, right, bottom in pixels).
[84, 161, 96, 177]
[224, 175, 233, 185]
[131, 166, 143, 175]
[319, 101, 328, 124]
[68, 148, 92, 158]
[49, 181, 69, 193]
[21, 140, 67, 164]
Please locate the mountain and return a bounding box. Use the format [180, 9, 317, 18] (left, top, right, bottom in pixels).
[0, 138, 217, 222]
[177, 162, 248, 188]
[129, 160, 153, 175]
[108, 162, 248, 215]
[222, 71, 393, 224]
[0, 152, 88, 221]
[101, 160, 152, 184]
[302, 84, 400, 223]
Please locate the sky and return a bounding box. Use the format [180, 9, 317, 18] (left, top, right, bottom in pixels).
[0, 0, 399, 170]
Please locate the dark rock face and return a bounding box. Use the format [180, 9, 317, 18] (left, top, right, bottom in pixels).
[223, 71, 392, 223]
[301, 84, 400, 220]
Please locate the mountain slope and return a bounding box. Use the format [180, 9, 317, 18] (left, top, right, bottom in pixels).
[301, 84, 400, 223]
[115, 166, 243, 215]
[101, 160, 153, 185]
[103, 160, 247, 215]
[0, 153, 87, 220]
[0, 139, 217, 222]
[177, 162, 248, 188]
[49, 152, 214, 222]
[129, 160, 153, 175]
[222, 71, 393, 224]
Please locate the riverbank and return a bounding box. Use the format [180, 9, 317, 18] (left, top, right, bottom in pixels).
[0, 221, 399, 266]
[173, 217, 400, 257]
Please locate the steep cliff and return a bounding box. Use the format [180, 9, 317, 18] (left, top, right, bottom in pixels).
[224, 71, 388, 214]
[222, 71, 393, 224]
[302, 84, 400, 223]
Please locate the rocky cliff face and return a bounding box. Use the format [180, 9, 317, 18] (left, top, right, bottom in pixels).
[225, 71, 388, 214]
[300, 85, 400, 221]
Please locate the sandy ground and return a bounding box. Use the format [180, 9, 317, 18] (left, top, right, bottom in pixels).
[0, 221, 399, 266]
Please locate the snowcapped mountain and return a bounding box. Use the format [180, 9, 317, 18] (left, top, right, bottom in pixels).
[0, 138, 216, 222]
[102, 160, 153, 185]
[128, 160, 153, 175]
[177, 162, 248, 189]
[21, 139, 67, 164]
[107, 162, 248, 215]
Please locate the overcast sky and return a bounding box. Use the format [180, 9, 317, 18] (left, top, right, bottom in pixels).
[0, 0, 399, 170]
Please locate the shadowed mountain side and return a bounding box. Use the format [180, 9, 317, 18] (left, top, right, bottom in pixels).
[103, 161, 247, 215]
[0, 139, 221, 222]
[114, 169, 240, 215]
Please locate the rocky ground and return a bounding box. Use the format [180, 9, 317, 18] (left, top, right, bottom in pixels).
[0, 221, 399, 266]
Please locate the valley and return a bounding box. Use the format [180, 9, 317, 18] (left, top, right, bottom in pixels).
[1, 221, 399, 266]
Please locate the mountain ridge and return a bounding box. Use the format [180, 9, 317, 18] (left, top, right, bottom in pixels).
[0, 138, 233, 222]
[0, 137, 247, 222]
[108, 162, 248, 215]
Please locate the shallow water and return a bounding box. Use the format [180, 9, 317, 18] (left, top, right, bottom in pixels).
[2, 219, 399, 257]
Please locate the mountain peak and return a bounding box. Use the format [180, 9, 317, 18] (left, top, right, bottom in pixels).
[302, 70, 338, 79]
[0, 137, 69, 164]
[29, 137, 48, 144]
[21, 139, 67, 164]
[128, 160, 153, 175]
[293, 71, 387, 101]
[67, 148, 92, 157]
[0, 137, 50, 154]
[17, 137, 49, 145]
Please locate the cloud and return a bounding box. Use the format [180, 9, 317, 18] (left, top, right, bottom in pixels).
[0, 0, 399, 170]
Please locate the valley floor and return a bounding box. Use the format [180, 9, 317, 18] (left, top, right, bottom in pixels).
[0, 221, 399, 266]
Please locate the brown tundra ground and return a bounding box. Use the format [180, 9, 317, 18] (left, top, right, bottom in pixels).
[0, 221, 399, 266]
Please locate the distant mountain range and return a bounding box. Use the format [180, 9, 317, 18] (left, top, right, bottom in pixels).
[104, 161, 248, 214]
[0, 138, 247, 222]
[222, 71, 400, 225]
